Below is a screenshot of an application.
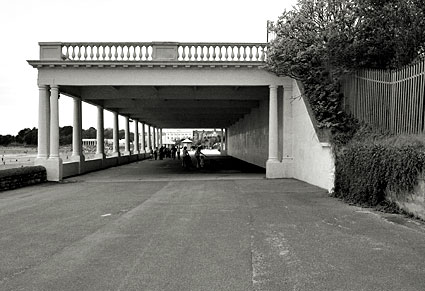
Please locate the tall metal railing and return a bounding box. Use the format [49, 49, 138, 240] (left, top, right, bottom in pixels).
[341, 58, 425, 134]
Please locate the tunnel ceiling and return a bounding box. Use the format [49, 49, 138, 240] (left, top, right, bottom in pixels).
[60, 85, 268, 128]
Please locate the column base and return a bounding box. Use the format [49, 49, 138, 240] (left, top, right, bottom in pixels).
[266, 159, 283, 179]
[220, 150, 228, 156]
[123, 151, 131, 156]
[45, 157, 63, 181]
[266, 157, 294, 179]
[133, 150, 140, 155]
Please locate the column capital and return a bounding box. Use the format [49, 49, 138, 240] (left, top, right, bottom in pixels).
[269, 84, 278, 90]
[38, 84, 49, 90]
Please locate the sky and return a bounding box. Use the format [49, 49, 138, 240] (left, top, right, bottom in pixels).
[0, 0, 297, 135]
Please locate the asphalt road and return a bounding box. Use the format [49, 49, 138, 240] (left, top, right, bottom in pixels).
[1, 157, 425, 290]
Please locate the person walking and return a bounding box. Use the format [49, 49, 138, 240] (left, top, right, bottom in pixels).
[159, 146, 164, 160]
[195, 146, 206, 168]
[171, 145, 177, 159]
[182, 146, 191, 169]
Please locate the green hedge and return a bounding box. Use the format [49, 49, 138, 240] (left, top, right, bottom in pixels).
[334, 143, 425, 206]
[0, 166, 47, 191]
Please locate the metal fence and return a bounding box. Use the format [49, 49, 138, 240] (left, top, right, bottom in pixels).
[341, 58, 425, 134]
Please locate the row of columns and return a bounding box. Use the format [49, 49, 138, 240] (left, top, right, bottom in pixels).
[36, 85, 165, 181]
[37, 83, 288, 180]
[99, 111, 163, 156]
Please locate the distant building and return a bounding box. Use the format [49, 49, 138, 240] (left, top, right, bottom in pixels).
[162, 129, 193, 146]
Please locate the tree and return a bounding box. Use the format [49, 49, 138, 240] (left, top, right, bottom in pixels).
[0, 135, 14, 146]
[104, 128, 113, 139]
[353, 0, 425, 69]
[59, 126, 73, 145]
[15, 128, 38, 145]
[23, 128, 38, 145]
[82, 127, 96, 139]
[267, 0, 425, 137]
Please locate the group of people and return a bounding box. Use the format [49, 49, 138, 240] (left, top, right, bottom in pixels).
[182, 145, 207, 169]
[149, 145, 206, 169]
[149, 145, 179, 160]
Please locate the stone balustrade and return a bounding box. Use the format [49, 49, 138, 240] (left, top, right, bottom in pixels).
[39, 42, 267, 62]
[178, 43, 267, 62]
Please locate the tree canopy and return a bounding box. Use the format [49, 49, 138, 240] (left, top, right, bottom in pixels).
[268, 0, 425, 77]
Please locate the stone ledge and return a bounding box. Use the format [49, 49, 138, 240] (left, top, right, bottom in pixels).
[27, 61, 265, 70]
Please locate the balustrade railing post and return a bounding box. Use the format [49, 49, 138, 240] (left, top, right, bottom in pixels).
[39, 42, 268, 63]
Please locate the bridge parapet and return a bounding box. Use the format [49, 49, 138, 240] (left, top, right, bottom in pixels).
[39, 42, 268, 62]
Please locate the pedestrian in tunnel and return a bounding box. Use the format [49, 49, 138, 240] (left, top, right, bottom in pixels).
[159, 146, 164, 160]
[195, 146, 206, 168]
[149, 147, 154, 159]
[154, 147, 158, 160]
[182, 146, 192, 169]
[171, 145, 177, 159]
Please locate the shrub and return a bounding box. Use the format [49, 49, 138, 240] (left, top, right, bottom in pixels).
[334, 138, 425, 206]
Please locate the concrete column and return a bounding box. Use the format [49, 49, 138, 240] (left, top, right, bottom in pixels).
[140, 122, 146, 153]
[266, 85, 281, 178]
[47, 85, 63, 181]
[134, 120, 140, 154]
[35, 85, 50, 161]
[220, 128, 224, 152]
[225, 128, 228, 151]
[112, 111, 120, 157]
[221, 128, 228, 155]
[95, 105, 105, 159]
[71, 97, 84, 164]
[124, 116, 130, 155]
[159, 128, 163, 147]
[49, 86, 60, 159]
[147, 125, 152, 150]
[153, 127, 157, 148]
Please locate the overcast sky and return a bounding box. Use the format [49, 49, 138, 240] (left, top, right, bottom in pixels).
[0, 0, 297, 135]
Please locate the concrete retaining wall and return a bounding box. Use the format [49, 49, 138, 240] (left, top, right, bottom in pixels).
[63, 162, 79, 177]
[291, 81, 335, 192]
[62, 153, 149, 179]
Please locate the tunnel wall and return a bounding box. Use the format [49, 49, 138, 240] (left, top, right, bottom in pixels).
[227, 99, 269, 168]
[227, 80, 335, 192]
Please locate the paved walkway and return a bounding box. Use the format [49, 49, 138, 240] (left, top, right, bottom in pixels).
[1, 157, 425, 290]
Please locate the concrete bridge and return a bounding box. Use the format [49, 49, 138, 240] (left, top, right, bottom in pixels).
[28, 42, 334, 191]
